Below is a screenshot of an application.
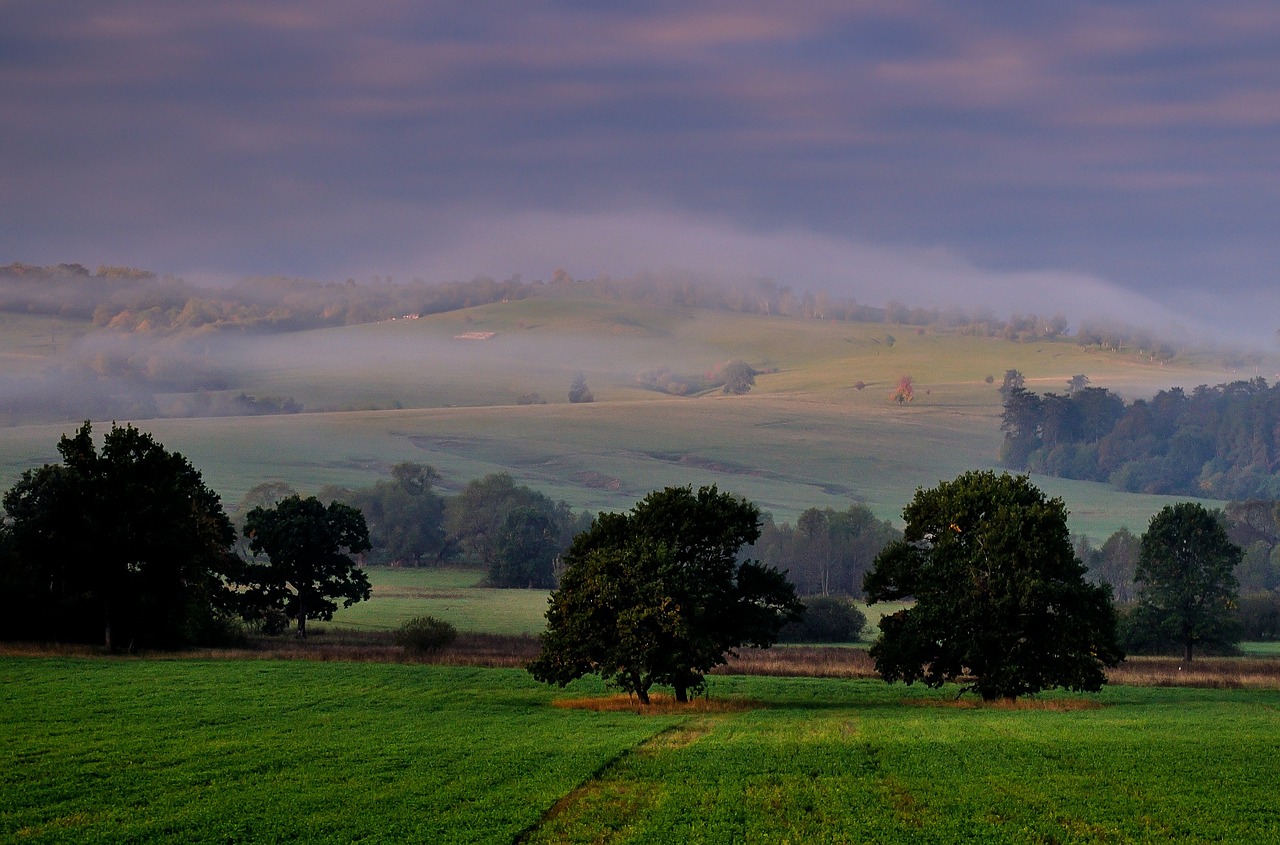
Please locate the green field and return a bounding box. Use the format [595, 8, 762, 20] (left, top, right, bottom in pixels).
[330, 566, 900, 640]
[333, 566, 552, 636]
[4, 657, 1278, 843]
[0, 299, 1242, 538]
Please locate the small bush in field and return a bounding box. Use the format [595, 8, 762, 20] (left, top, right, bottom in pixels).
[396, 616, 458, 653]
[779, 596, 866, 643]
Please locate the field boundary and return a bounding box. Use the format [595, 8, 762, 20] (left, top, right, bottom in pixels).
[5, 633, 1280, 690]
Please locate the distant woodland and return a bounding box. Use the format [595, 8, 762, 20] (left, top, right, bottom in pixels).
[4, 261, 1154, 346]
[1001, 376, 1280, 500]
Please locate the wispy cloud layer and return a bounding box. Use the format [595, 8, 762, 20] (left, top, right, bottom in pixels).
[2, 1, 1279, 337]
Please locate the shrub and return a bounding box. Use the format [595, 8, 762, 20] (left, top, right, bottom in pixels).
[778, 596, 866, 643]
[396, 615, 458, 654]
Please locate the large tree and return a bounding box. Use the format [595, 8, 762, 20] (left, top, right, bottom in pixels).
[241, 496, 372, 638]
[863, 471, 1123, 701]
[529, 485, 802, 703]
[1, 422, 238, 649]
[1131, 502, 1242, 661]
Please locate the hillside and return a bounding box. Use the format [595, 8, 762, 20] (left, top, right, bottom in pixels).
[1, 297, 1248, 539]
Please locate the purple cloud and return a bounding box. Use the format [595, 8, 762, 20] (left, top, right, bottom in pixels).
[2, 0, 1278, 337]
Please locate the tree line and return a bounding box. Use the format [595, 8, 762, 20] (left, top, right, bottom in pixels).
[5, 263, 1188, 357]
[1001, 372, 1280, 500]
[533, 470, 1249, 705]
[1, 422, 1264, 705]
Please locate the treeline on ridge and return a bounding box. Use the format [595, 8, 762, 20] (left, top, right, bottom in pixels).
[3, 262, 1169, 350]
[1001, 374, 1280, 500]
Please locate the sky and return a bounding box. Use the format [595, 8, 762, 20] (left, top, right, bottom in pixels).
[3, 1, 1279, 340]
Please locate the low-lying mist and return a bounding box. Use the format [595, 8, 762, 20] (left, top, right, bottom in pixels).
[392, 210, 1253, 344]
[2, 248, 1272, 427]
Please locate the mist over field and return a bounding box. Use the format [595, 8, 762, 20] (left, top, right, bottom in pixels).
[400, 210, 1221, 341]
[2, 254, 1259, 429]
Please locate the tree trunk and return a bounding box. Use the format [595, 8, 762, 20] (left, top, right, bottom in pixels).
[674, 683, 688, 704]
[103, 601, 113, 652]
[636, 686, 650, 705]
[1184, 641, 1194, 662]
[297, 593, 308, 639]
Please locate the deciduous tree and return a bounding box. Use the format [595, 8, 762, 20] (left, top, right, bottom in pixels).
[241, 496, 372, 638]
[1130, 503, 1242, 661]
[718, 359, 756, 395]
[1, 422, 238, 649]
[529, 485, 802, 703]
[863, 471, 1122, 701]
[568, 373, 594, 403]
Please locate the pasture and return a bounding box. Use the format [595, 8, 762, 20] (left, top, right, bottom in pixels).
[331, 566, 899, 641]
[0, 299, 1240, 537]
[334, 566, 552, 636]
[3, 657, 1279, 843]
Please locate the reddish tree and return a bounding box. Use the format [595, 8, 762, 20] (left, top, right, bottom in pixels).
[891, 375, 915, 404]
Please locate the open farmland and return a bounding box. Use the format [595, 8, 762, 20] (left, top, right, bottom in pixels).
[330, 567, 903, 641]
[3, 657, 1279, 844]
[0, 298, 1244, 537]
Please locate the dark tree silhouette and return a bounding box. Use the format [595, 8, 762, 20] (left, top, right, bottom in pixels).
[1, 422, 238, 649]
[529, 485, 802, 703]
[1130, 503, 1242, 661]
[864, 471, 1123, 701]
[241, 496, 372, 638]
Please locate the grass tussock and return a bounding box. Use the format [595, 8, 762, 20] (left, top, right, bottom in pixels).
[552, 693, 759, 715]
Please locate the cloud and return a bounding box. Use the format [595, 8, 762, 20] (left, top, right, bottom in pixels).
[2, 0, 1279, 346]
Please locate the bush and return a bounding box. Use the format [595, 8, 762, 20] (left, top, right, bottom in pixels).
[778, 596, 866, 643]
[396, 615, 458, 654]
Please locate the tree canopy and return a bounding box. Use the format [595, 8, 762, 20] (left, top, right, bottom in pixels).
[863, 471, 1123, 701]
[445, 472, 585, 588]
[1128, 502, 1242, 661]
[1000, 378, 1280, 500]
[529, 485, 802, 703]
[241, 495, 372, 638]
[0, 422, 238, 649]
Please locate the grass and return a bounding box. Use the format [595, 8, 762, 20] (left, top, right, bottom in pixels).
[0, 659, 680, 845]
[0, 300, 1245, 536]
[5, 657, 1280, 844]
[332, 566, 552, 636]
[327, 567, 901, 640]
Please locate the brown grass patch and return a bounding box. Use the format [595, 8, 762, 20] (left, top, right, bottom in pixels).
[905, 696, 1104, 711]
[716, 645, 879, 679]
[552, 693, 759, 715]
[1107, 655, 1280, 689]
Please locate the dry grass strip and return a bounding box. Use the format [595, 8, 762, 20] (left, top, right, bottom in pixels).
[904, 697, 1104, 711]
[552, 693, 760, 715]
[716, 645, 880, 679]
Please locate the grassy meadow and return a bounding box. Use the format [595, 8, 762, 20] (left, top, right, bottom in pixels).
[4, 657, 1279, 844]
[334, 566, 552, 636]
[0, 298, 1246, 537]
[330, 566, 907, 641]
